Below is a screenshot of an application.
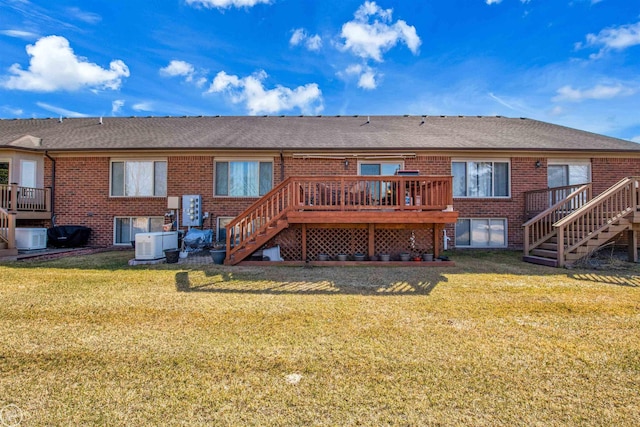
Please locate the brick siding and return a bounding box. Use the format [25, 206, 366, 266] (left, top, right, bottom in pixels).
[45, 154, 640, 248]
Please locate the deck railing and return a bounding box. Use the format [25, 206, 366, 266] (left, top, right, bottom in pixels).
[523, 183, 592, 256]
[524, 183, 590, 220]
[226, 175, 453, 260]
[0, 184, 51, 213]
[554, 177, 640, 266]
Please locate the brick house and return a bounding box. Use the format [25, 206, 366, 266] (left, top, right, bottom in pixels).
[1, 115, 640, 266]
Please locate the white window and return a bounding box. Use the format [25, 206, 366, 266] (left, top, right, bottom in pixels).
[0, 160, 9, 185]
[111, 160, 167, 197]
[114, 216, 164, 245]
[358, 161, 403, 176]
[453, 161, 509, 198]
[547, 161, 591, 188]
[455, 218, 507, 248]
[215, 161, 272, 197]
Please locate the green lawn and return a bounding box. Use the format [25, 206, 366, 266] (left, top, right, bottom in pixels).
[0, 250, 639, 426]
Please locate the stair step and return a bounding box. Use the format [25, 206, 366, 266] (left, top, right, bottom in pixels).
[530, 248, 558, 258]
[523, 255, 558, 267]
[539, 242, 557, 250]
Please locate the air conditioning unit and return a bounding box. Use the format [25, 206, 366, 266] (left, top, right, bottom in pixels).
[15, 228, 47, 250]
[135, 231, 178, 260]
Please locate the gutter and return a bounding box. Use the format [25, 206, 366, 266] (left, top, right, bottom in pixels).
[45, 151, 55, 222]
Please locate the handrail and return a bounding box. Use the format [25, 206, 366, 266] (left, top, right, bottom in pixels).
[0, 184, 51, 212]
[524, 183, 590, 219]
[0, 207, 16, 249]
[554, 177, 639, 265]
[225, 175, 454, 262]
[523, 183, 591, 255]
[226, 177, 295, 261]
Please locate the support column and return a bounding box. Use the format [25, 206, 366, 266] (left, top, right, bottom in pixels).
[368, 223, 375, 257]
[301, 224, 307, 261]
[627, 229, 638, 263]
[433, 224, 441, 258]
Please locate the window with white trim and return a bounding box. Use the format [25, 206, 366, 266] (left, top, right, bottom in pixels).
[111, 160, 167, 197]
[455, 218, 507, 248]
[114, 216, 164, 245]
[215, 161, 272, 197]
[453, 161, 509, 198]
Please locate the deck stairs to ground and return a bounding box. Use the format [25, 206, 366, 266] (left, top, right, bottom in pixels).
[224, 177, 297, 265]
[523, 177, 640, 267]
[0, 207, 18, 258]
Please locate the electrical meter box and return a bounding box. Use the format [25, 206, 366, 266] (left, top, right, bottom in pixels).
[182, 194, 202, 227]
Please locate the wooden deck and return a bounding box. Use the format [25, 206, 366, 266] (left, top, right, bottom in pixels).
[225, 175, 458, 264]
[0, 184, 52, 252]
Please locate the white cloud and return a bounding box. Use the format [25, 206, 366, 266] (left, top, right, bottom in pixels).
[339, 1, 421, 62]
[1, 106, 24, 116]
[0, 29, 38, 40]
[132, 102, 154, 112]
[160, 60, 195, 80]
[1, 35, 129, 92]
[112, 99, 125, 114]
[36, 102, 88, 118]
[66, 7, 101, 24]
[553, 84, 636, 102]
[486, 0, 502, 4]
[159, 60, 207, 87]
[579, 21, 640, 59]
[289, 28, 322, 51]
[186, 0, 271, 9]
[342, 64, 380, 90]
[631, 136, 640, 143]
[208, 70, 323, 115]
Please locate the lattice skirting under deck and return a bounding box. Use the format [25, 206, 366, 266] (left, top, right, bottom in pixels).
[266, 225, 437, 261]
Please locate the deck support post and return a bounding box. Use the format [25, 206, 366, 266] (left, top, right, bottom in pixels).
[368, 223, 375, 257]
[301, 224, 307, 261]
[433, 224, 441, 258]
[627, 229, 638, 263]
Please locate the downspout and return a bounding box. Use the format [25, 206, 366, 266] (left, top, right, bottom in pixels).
[45, 151, 55, 224]
[279, 150, 285, 182]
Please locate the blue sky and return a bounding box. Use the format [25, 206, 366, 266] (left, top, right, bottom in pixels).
[0, 0, 639, 142]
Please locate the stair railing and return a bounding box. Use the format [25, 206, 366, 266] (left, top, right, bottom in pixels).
[0, 207, 16, 249]
[554, 177, 639, 266]
[523, 183, 592, 257]
[226, 177, 296, 261]
[524, 183, 589, 220]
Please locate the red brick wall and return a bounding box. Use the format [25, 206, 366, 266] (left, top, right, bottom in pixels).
[47, 154, 640, 248]
[591, 158, 640, 195]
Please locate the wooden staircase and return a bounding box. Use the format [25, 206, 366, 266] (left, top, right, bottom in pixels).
[0, 207, 18, 258]
[225, 178, 297, 265]
[523, 177, 640, 267]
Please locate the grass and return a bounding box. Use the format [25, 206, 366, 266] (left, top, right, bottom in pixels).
[0, 250, 639, 426]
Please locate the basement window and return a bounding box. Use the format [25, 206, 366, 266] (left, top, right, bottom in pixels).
[114, 216, 164, 245]
[455, 218, 507, 248]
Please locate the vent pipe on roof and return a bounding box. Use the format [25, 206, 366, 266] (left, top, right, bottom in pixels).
[58, 116, 62, 123]
[99, 117, 103, 125]
[367, 116, 370, 123]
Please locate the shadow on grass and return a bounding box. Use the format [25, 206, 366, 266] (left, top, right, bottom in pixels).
[175, 268, 443, 296]
[568, 272, 640, 287]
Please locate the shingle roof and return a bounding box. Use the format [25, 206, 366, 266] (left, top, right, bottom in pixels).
[0, 115, 638, 152]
